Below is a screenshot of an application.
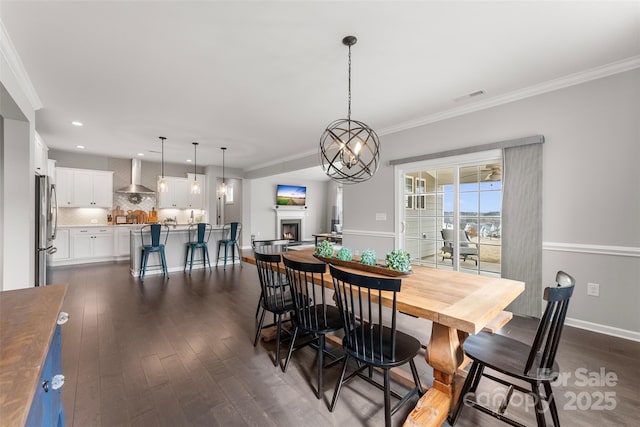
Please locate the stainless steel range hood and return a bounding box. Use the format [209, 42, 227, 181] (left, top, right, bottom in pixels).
[116, 159, 156, 194]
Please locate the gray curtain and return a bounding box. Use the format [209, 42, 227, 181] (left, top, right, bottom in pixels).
[502, 143, 543, 317]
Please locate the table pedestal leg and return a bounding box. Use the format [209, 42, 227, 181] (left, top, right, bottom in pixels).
[404, 323, 465, 426]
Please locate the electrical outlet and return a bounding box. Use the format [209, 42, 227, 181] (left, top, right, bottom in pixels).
[587, 282, 600, 297]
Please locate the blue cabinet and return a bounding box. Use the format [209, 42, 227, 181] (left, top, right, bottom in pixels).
[25, 325, 64, 427]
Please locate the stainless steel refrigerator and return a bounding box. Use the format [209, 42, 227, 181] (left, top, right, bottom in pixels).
[35, 174, 58, 286]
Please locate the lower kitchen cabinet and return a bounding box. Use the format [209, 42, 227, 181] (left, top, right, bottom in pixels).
[70, 227, 114, 259]
[51, 229, 69, 261]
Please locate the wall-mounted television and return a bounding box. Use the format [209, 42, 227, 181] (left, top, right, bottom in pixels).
[276, 184, 307, 206]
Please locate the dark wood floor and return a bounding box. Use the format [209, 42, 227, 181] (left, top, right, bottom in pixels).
[51, 261, 639, 427]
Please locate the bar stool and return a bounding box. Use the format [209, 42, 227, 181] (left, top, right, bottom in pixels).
[184, 223, 213, 274]
[140, 224, 169, 281]
[216, 222, 242, 269]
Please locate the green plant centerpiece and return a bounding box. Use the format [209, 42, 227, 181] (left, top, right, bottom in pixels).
[360, 249, 377, 266]
[336, 247, 353, 261]
[315, 239, 335, 258]
[386, 249, 412, 273]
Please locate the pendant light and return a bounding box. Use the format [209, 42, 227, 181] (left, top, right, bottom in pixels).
[217, 147, 227, 197]
[158, 136, 168, 192]
[320, 35, 380, 184]
[191, 142, 201, 194]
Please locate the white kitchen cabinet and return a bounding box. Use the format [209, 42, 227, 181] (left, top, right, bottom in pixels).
[56, 167, 113, 208]
[186, 173, 206, 209]
[34, 134, 48, 175]
[55, 169, 74, 206]
[157, 177, 189, 208]
[70, 228, 114, 259]
[72, 170, 113, 207]
[51, 229, 69, 260]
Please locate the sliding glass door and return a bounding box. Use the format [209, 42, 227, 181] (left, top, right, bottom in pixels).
[400, 152, 502, 275]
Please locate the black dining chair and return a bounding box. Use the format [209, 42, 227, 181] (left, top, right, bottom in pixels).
[253, 252, 295, 369]
[449, 271, 576, 427]
[252, 239, 290, 319]
[184, 223, 213, 274]
[282, 256, 344, 398]
[139, 224, 170, 281]
[328, 264, 423, 427]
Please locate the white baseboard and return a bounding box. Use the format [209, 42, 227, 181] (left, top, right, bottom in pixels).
[565, 317, 640, 342]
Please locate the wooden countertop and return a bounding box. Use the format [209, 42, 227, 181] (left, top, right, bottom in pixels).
[0, 284, 68, 426]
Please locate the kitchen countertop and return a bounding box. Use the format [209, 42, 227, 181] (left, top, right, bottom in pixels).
[0, 284, 68, 426]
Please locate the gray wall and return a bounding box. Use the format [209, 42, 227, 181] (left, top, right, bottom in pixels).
[247, 176, 329, 243]
[342, 69, 639, 334]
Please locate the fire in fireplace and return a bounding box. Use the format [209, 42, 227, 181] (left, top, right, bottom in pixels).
[281, 219, 301, 241]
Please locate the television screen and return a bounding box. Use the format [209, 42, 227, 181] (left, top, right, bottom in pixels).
[276, 184, 307, 206]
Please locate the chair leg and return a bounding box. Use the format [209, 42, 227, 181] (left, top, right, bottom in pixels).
[140, 250, 148, 281]
[409, 359, 423, 396]
[236, 242, 242, 267]
[383, 368, 392, 427]
[532, 382, 548, 427]
[283, 326, 299, 373]
[255, 292, 263, 319]
[275, 314, 283, 368]
[189, 245, 195, 274]
[449, 361, 481, 426]
[183, 246, 189, 272]
[544, 381, 560, 427]
[254, 308, 266, 347]
[317, 334, 325, 399]
[159, 248, 169, 278]
[215, 242, 221, 267]
[204, 246, 211, 271]
[224, 243, 229, 269]
[329, 354, 350, 412]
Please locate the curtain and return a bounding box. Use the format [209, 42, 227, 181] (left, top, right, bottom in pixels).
[502, 143, 543, 317]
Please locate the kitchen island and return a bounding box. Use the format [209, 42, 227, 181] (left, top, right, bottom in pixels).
[0, 284, 68, 426]
[129, 224, 238, 277]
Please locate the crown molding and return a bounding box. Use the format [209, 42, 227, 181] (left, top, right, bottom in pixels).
[0, 19, 42, 110]
[379, 56, 640, 136]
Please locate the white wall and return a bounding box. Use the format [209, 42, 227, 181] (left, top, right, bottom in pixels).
[247, 176, 329, 243]
[343, 69, 640, 335]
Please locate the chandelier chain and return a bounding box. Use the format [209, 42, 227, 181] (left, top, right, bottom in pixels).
[347, 44, 351, 121]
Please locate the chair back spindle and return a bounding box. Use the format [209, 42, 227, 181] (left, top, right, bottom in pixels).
[524, 271, 575, 375]
[330, 264, 402, 365]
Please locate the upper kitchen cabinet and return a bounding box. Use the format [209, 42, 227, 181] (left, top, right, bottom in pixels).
[55, 168, 74, 206]
[157, 177, 189, 208]
[186, 173, 206, 209]
[56, 167, 114, 208]
[34, 133, 48, 175]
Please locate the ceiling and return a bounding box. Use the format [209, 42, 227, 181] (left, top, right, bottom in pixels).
[2, 1, 639, 176]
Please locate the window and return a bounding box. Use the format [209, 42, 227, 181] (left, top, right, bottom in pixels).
[399, 151, 502, 275]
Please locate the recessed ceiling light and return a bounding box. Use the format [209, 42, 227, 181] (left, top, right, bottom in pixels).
[186, 159, 192, 163]
[71, 121, 83, 126]
[137, 153, 144, 156]
[76, 145, 85, 149]
[453, 90, 486, 102]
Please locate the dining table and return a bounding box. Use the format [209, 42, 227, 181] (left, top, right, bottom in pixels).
[242, 248, 524, 426]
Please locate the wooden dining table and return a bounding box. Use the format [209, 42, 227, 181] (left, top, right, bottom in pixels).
[242, 248, 524, 426]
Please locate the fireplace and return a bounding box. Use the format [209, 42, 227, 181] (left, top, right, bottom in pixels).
[281, 219, 301, 241]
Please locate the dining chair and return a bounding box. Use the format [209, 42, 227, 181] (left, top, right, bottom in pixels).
[252, 239, 290, 319]
[184, 223, 213, 274]
[328, 264, 423, 427]
[449, 271, 576, 427]
[253, 252, 295, 368]
[282, 256, 343, 398]
[216, 222, 242, 269]
[139, 224, 170, 281]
